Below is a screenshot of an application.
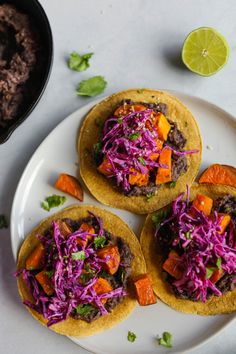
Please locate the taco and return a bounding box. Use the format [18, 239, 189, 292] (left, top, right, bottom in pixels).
[140, 184, 236, 315]
[16, 205, 146, 336]
[78, 89, 202, 214]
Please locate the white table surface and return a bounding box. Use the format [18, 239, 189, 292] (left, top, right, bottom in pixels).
[0, 0, 236, 353]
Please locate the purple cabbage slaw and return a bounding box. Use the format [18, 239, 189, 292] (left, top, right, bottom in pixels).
[17, 214, 127, 327]
[99, 109, 199, 191]
[156, 192, 236, 302]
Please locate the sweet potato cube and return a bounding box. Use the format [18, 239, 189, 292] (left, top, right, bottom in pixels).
[162, 250, 183, 279]
[77, 223, 95, 248]
[149, 139, 164, 161]
[35, 270, 54, 296]
[134, 274, 157, 306]
[55, 173, 83, 201]
[128, 167, 149, 187]
[155, 149, 172, 184]
[114, 104, 146, 118]
[56, 220, 72, 238]
[97, 245, 121, 275]
[98, 157, 113, 176]
[192, 194, 213, 216]
[218, 213, 231, 234]
[26, 243, 45, 271]
[209, 268, 224, 283]
[153, 113, 171, 141]
[93, 277, 112, 304]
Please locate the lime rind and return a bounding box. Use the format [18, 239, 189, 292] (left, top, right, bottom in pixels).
[182, 27, 230, 76]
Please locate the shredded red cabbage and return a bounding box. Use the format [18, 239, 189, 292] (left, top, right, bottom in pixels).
[156, 192, 236, 302]
[17, 214, 127, 326]
[99, 109, 199, 191]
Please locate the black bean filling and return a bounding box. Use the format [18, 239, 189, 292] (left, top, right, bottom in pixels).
[57, 217, 133, 323]
[157, 196, 236, 300]
[94, 100, 188, 196]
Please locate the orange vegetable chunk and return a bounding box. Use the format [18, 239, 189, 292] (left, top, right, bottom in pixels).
[134, 274, 157, 306]
[162, 250, 184, 279]
[218, 213, 231, 234]
[25, 243, 45, 270]
[93, 277, 112, 304]
[55, 173, 83, 201]
[56, 220, 72, 238]
[155, 148, 172, 184]
[149, 139, 164, 161]
[192, 193, 213, 216]
[114, 104, 146, 118]
[210, 268, 224, 283]
[98, 157, 113, 176]
[35, 270, 54, 296]
[128, 167, 149, 187]
[199, 164, 236, 187]
[97, 245, 120, 275]
[77, 223, 95, 247]
[153, 112, 171, 141]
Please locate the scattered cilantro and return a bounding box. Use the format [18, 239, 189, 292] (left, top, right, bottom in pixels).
[206, 266, 216, 279]
[0, 214, 8, 229]
[216, 257, 222, 269]
[127, 331, 136, 343]
[158, 331, 173, 348]
[146, 193, 154, 202]
[45, 270, 54, 278]
[169, 181, 177, 188]
[94, 236, 106, 249]
[76, 76, 107, 97]
[185, 231, 192, 239]
[41, 195, 66, 212]
[75, 304, 94, 316]
[137, 89, 144, 94]
[152, 210, 167, 227]
[72, 250, 86, 260]
[138, 156, 146, 166]
[128, 132, 141, 141]
[117, 118, 123, 124]
[68, 51, 93, 72]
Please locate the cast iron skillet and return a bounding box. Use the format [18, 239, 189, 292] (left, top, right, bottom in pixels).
[0, 0, 53, 144]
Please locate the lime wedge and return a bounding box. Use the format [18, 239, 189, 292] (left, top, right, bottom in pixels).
[182, 27, 230, 76]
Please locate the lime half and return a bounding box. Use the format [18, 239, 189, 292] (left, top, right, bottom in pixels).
[182, 27, 230, 76]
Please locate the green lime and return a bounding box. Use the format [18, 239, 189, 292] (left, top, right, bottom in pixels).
[182, 27, 230, 76]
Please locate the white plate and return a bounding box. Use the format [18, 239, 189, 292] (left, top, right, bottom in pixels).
[11, 92, 236, 354]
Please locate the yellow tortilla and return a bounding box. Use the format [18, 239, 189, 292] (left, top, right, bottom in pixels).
[17, 205, 146, 336]
[141, 184, 236, 315]
[78, 89, 202, 214]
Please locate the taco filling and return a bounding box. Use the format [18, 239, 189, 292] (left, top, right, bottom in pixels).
[94, 100, 199, 197]
[16, 212, 133, 327]
[153, 191, 236, 302]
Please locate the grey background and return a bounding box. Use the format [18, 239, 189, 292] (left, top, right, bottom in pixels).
[0, 0, 235, 353]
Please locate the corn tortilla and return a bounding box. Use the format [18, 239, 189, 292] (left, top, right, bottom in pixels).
[140, 184, 236, 315]
[78, 89, 202, 214]
[17, 205, 146, 336]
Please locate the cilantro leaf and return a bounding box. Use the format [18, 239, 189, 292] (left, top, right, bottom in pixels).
[127, 331, 136, 343]
[138, 156, 146, 166]
[93, 142, 102, 156]
[185, 231, 192, 239]
[45, 270, 54, 278]
[72, 250, 86, 260]
[77, 76, 107, 97]
[216, 257, 222, 269]
[94, 236, 106, 249]
[152, 210, 167, 227]
[158, 331, 173, 348]
[146, 193, 154, 202]
[75, 304, 94, 316]
[169, 181, 177, 188]
[206, 266, 216, 279]
[0, 214, 8, 229]
[68, 51, 93, 72]
[128, 132, 141, 141]
[117, 118, 123, 124]
[41, 195, 66, 212]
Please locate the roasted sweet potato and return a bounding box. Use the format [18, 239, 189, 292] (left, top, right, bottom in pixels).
[25, 243, 45, 271]
[209, 268, 224, 284]
[162, 250, 183, 279]
[128, 167, 149, 187]
[93, 277, 112, 304]
[98, 157, 113, 177]
[55, 173, 83, 201]
[97, 245, 121, 275]
[56, 220, 72, 238]
[152, 112, 171, 141]
[114, 104, 146, 118]
[192, 193, 213, 216]
[218, 213, 231, 234]
[149, 139, 163, 161]
[35, 270, 54, 296]
[77, 222, 95, 248]
[155, 148, 172, 184]
[199, 164, 236, 188]
[134, 274, 157, 306]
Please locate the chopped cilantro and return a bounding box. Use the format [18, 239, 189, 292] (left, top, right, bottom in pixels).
[75, 304, 94, 316]
[128, 132, 141, 141]
[0, 214, 8, 229]
[216, 257, 222, 269]
[117, 118, 123, 123]
[93, 141, 102, 156]
[185, 231, 192, 239]
[169, 181, 177, 188]
[127, 331, 136, 343]
[206, 266, 216, 279]
[76, 76, 107, 97]
[72, 250, 86, 260]
[138, 156, 146, 166]
[45, 270, 54, 278]
[146, 193, 154, 202]
[94, 236, 106, 249]
[41, 195, 66, 212]
[158, 331, 173, 348]
[68, 51, 93, 72]
[152, 210, 167, 227]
